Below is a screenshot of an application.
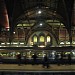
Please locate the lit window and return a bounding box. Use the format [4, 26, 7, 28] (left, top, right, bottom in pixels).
[47, 36, 50, 42]
[40, 36, 44, 42]
[33, 36, 37, 42]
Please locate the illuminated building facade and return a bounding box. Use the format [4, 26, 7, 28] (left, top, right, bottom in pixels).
[0, 0, 75, 47]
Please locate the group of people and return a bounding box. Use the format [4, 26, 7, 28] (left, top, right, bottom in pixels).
[55, 52, 72, 65]
[16, 52, 72, 68]
[16, 53, 49, 68]
[32, 53, 49, 68]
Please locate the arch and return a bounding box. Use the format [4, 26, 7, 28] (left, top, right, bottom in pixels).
[27, 31, 58, 46]
[25, 22, 59, 45]
[15, 6, 65, 27]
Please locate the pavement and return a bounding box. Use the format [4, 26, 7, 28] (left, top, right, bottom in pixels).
[0, 64, 75, 72]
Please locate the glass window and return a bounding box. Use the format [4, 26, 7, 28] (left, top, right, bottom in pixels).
[33, 36, 37, 42]
[47, 36, 50, 42]
[40, 36, 44, 42]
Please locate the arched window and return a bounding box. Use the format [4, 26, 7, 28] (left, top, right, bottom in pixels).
[47, 36, 50, 42]
[33, 36, 37, 42]
[40, 36, 44, 42]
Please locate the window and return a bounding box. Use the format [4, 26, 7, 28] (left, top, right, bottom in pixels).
[33, 36, 37, 42]
[47, 36, 50, 42]
[40, 36, 44, 42]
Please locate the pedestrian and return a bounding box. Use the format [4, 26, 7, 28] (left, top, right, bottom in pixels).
[16, 53, 21, 66]
[55, 53, 60, 65]
[68, 53, 71, 65]
[43, 54, 49, 68]
[32, 53, 37, 65]
[60, 52, 64, 65]
[24, 55, 27, 64]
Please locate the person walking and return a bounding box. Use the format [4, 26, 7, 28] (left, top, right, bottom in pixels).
[43, 54, 49, 68]
[32, 53, 37, 65]
[16, 53, 21, 66]
[68, 53, 71, 65]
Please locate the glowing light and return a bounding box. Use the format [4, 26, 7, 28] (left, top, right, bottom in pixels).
[72, 52, 75, 55]
[1, 43, 5, 45]
[0, 46, 2, 47]
[60, 42, 64, 44]
[31, 42, 33, 45]
[13, 42, 18, 44]
[13, 32, 15, 34]
[47, 36, 51, 42]
[39, 54, 41, 55]
[16, 46, 19, 47]
[72, 42, 75, 44]
[17, 52, 20, 54]
[7, 43, 10, 45]
[29, 51, 31, 52]
[38, 45, 45, 48]
[40, 36, 44, 42]
[7, 28, 10, 31]
[32, 54, 34, 55]
[40, 23, 43, 26]
[38, 10, 42, 14]
[20, 43, 24, 45]
[52, 52, 55, 55]
[66, 42, 70, 44]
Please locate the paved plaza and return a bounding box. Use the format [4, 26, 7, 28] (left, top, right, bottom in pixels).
[0, 64, 75, 72]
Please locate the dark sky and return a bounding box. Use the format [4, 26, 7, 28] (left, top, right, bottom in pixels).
[4, 0, 15, 17]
